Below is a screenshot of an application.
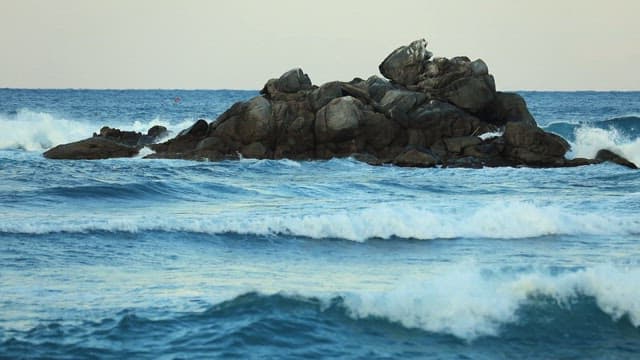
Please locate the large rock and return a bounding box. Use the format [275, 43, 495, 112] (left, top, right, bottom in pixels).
[503, 122, 570, 164]
[379, 39, 432, 86]
[315, 96, 363, 143]
[275, 68, 313, 93]
[407, 100, 490, 147]
[479, 92, 536, 126]
[44, 137, 140, 160]
[442, 75, 496, 113]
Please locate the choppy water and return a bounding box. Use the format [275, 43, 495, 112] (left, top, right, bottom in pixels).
[1, 89, 639, 359]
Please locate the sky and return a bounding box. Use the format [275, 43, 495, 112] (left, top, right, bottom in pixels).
[1, 0, 639, 90]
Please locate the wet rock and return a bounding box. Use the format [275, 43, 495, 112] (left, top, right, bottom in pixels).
[44, 137, 140, 160]
[596, 149, 638, 169]
[393, 148, 438, 167]
[503, 122, 570, 165]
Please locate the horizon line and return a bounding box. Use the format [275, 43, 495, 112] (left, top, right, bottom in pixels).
[2, 87, 640, 93]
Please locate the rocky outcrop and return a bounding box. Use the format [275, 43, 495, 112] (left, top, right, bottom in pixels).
[43, 38, 638, 170]
[44, 126, 167, 160]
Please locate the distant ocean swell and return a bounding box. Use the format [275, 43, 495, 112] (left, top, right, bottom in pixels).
[2, 265, 639, 357]
[1, 202, 638, 241]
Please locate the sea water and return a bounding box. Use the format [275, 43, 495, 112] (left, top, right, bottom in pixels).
[1, 89, 639, 359]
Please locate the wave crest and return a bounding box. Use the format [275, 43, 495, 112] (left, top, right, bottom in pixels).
[1, 202, 638, 241]
[0, 109, 202, 151]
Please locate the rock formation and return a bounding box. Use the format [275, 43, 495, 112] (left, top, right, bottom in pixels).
[44, 39, 637, 169]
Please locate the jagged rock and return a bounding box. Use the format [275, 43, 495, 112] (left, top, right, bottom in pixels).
[596, 149, 637, 169]
[44, 137, 140, 160]
[393, 148, 438, 167]
[379, 39, 432, 86]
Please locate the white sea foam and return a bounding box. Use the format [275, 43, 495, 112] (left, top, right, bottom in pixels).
[0, 109, 93, 151]
[0, 109, 205, 152]
[337, 265, 640, 340]
[2, 201, 638, 241]
[571, 126, 640, 165]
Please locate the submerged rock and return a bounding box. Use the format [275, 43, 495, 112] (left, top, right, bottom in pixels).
[43, 38, 636, 170]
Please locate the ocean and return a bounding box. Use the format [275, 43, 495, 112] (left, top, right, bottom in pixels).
[1, 89, 639, 359]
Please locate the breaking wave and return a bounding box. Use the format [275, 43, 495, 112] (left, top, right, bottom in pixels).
[3, 265, 639, 359]
[1, 202, 638, 241]
[0, 109, 199, 151]
[545, 116, 640, 165]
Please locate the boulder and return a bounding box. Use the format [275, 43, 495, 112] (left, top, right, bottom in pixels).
[380, 90, 428, 125]
[364, 75, 395, 102]
[44, 137, 139, 160]
[442, 75, 496, 113]
[479, 92, 536, 127]
[503, 122, 570, 164]
[596, 149, 637, 169]
[393, 148, 438, 167]
[276, 68, 313, 93]
[315, 96, 363, 143]
[379, 39, 432, 86]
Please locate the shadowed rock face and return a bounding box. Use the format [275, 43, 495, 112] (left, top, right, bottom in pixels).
[43, 39, 637, 170]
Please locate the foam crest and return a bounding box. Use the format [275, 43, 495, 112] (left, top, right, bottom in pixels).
[0, 109, 207, 151]
[0, 109, 93, 151]
[2, 201, 638, 240]
[340, 265, 640, 340]
[571, 126, 640, 165]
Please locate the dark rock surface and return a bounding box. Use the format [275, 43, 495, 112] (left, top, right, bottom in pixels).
[44, 126, 167, 160]
[43, 38, 638, 170]
[596, 149, 638, 169]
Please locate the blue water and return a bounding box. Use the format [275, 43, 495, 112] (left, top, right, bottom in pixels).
[1, 89, 640, 359]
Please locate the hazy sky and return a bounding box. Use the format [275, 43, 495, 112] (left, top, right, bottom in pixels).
[1, 0, 639, 90]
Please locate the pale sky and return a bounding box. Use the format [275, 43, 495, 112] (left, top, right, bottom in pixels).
[1, 0, 639, 90]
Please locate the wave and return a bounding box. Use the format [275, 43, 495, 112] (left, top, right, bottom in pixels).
[1, 201, 638, 241]
[340, 264, 640, 340]
[544, 116, 640, 165]
[0, 109, 200, 151]
[2, 266, 639, 358]
[0, 109, 93, 151]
